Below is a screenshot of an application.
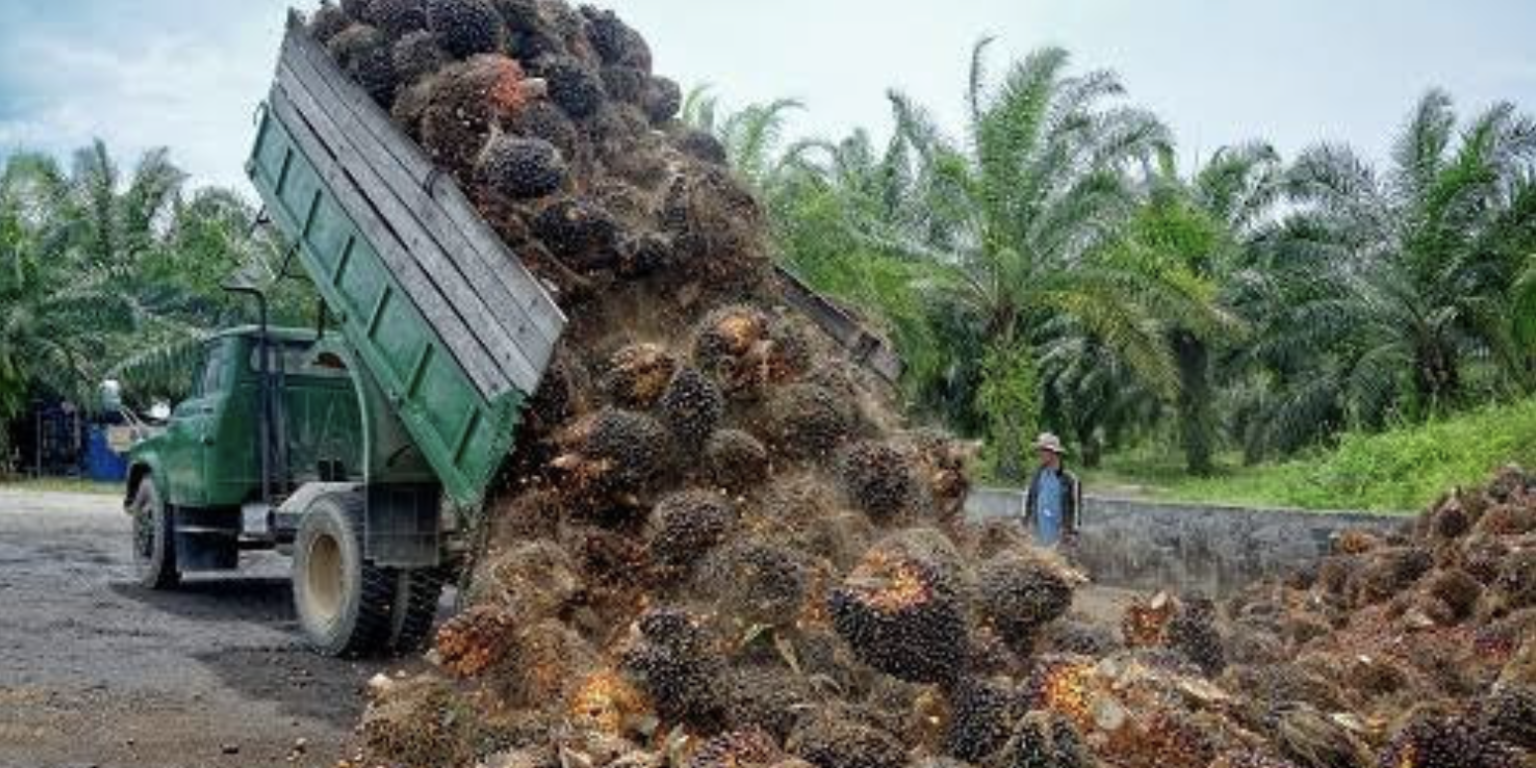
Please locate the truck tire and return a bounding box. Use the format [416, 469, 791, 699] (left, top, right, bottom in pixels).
[130, 479, 180, 589]
[388, 568, 445, 654]
[291, 493, 395, 657]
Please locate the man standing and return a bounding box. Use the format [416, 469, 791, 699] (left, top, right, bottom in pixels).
[1023, 433, 1081, 548]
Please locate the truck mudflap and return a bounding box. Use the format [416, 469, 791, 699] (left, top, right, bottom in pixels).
[279, 482, 443, 568]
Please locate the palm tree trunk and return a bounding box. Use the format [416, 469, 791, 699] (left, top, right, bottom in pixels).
[979, 337, 1041, 484]
[1414, 339, 1460, 413]
[1076, 425, 1103, 469]
[1172, 330, 1215, 476]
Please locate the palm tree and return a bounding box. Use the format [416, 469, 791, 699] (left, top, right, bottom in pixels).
[0, 142, 287, 421]
[1118, 143, 1282, 474]
[0, 150, 145, 416]
[1235, 91, 1536, 456]
[838, 41, 1226, 480]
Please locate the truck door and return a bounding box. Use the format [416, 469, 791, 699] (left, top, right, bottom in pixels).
[164, 341, 231, 507]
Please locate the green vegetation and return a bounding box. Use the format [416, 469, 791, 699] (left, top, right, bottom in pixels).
[1085, 397, 1536, 512]
[0, 141, 307, 464]
[687, 43, 1536, 489]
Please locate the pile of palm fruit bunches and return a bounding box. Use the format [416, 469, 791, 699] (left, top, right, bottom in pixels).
[308, 2, 1536, 767]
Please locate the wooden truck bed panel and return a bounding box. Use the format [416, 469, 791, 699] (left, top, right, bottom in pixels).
[268, 11, 564, 397]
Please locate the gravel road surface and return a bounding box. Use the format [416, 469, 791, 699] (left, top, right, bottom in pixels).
[0, 488, 426, 768]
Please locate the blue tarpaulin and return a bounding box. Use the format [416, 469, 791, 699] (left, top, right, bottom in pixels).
[85, 425, 128, 482]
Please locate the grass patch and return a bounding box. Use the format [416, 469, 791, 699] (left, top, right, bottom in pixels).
[1084, 398, 1536, 514]
[0, 477, 122, 496]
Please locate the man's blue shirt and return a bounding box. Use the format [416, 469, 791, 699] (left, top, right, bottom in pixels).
[1034, 469, 1064, 546]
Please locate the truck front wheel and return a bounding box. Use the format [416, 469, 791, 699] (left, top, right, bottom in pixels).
[292, 493, 395, 657]
[130, 479, 180, 590]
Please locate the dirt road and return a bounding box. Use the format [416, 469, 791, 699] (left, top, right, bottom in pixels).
[0, 488, 421, 768]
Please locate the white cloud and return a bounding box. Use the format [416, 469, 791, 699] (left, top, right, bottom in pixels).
[0, 3, 286, 192]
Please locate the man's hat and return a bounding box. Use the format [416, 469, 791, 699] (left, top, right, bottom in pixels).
[1033, 432, 1067, 455]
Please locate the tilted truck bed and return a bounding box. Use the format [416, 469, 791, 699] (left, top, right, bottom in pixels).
[246, 12, 566, 507]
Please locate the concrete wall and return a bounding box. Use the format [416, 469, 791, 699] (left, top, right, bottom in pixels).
[965, 489, 1409, 595]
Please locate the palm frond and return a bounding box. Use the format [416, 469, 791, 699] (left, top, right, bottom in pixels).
[681, 84, 720, 133]
[1389, 89, 1456, 205]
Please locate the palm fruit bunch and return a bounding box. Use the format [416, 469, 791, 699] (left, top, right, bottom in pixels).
[434, 604, 521, 677]
[943, 676, 1027, 763]
[311, 2, 353, 42]
[1121, 591, 1180, 647]
[702, 429, 769, 492]
[976, 550, 1075, 649]
[1477, 685, 1535, 750]
[691, 305, 809, 401]
[530, 54, 606, 119]
[658, 368, 725, 451]
[697, 536, 812, 626]
[647, 489, 736, 571]
[552, 407, 671, 502]
[619, 607, 725, 726]
[1026, 657, 1099, 732]
[391, 30, 448, 83]
[787, 708, 907, 768]
[314, 0, 1536, 761]
[326, 24, 399, 103]
[836, 441, 921, 523]
[477, 134, 567, 199]
[566, 670, 649, 737]
[466, 540, 580, 622]
[688, 730, 783, 768]
[827, 538, 969, 686]
[1347, 546, 1434, 605]
[361, 676, 477, 768]
[767, 383, 856, 462]
[1380, 712, 1523, 768]
[718, 665, 813, 742]
[369, 0, 428, 35]
[426, 0, 504, 56]
[420, 54, 538, 174]
[600, 342, 678, 409]
[1165, 593, 1226, 676]
[992, 710, 1092, 768]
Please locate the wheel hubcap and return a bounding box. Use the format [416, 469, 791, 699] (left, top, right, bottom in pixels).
[305, 533, 344, 624]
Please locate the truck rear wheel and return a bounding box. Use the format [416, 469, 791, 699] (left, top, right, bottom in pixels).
[130, 479, 180, 590]
[389, 568, 445, 654]
[292, 493, 395, 657]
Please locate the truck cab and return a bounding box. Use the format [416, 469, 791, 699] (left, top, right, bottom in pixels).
[125, 326, 452, 656]
[129, 327, 361, 516]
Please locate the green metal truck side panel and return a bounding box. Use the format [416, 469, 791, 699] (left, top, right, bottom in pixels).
[246, 112, 521, 507]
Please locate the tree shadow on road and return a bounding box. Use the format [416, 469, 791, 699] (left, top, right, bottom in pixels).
[108, 577, 297, 625]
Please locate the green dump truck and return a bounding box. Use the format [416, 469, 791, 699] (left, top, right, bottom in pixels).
[124, 13, 566, 657]
[124, 11, 902, 659]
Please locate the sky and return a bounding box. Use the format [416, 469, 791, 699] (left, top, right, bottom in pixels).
[2, 1, 1533, 192]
